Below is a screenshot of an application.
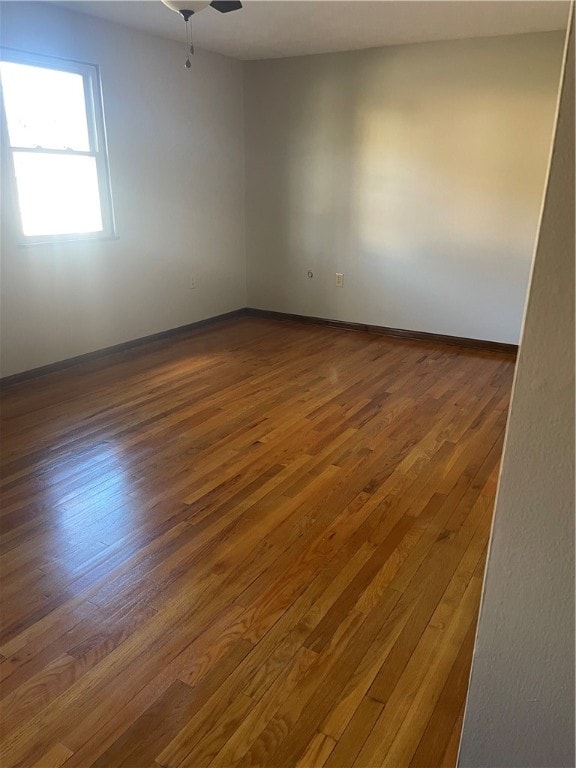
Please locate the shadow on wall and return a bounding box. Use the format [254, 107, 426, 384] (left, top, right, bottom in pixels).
[247, 54, 364, 314]
[245, 33, 564, 343]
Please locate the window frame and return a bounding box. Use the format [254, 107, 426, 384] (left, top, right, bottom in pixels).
[0, 48, 116, 245]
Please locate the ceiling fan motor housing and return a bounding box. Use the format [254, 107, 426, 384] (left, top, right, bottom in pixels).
[161, 0, 242, 17]
[161, 1, 210, 17]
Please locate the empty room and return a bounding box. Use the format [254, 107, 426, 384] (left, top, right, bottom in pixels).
[0, 1, 574, 767]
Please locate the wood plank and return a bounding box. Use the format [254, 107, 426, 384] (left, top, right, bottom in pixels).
[207, 646, 318, 768]
[30, 742, 74, 768]
[409, 621, 477, 767]
[295, 732, 337, 768]
[0, 317, 514, 768]
[352, 575, 483, 767]
[323, 696, 383, 768]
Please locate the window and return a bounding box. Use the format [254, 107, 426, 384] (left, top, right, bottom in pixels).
[0, 50, 115, 243]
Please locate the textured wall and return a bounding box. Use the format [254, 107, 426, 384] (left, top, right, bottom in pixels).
[459, 15, 574, 767]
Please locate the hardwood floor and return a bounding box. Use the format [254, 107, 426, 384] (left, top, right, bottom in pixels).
[0, 317, 515, 768]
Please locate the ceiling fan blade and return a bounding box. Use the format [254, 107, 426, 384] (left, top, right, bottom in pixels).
[210, 1, 242, 12]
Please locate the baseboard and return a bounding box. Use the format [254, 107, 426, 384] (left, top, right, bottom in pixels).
[245, 308, 519, 355]
[0, 308, 248, 388]
[0, 306, 517, 387]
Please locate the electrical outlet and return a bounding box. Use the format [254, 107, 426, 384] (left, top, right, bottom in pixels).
[189, 273, 197, 290]
[335, 273, 344, 288]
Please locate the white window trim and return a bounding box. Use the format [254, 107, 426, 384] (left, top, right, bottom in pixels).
[0, 47, 116, 245]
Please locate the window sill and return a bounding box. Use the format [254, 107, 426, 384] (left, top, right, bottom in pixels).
[17, 234, 120, 247]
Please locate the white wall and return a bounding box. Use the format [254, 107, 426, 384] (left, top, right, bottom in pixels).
[0, 13, 565, 376]
[244, 33, 564, 344]
[0, 2, 246, 377]
[459, 13, 574, 767]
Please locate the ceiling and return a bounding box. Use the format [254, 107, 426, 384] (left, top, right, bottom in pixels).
[53, 0, 570, 60]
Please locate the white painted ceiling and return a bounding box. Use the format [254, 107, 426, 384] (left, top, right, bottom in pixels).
[53, 0, 570, 60]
